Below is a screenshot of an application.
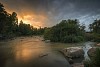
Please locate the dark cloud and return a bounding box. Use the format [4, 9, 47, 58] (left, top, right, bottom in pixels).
[0, 0, 100, 30]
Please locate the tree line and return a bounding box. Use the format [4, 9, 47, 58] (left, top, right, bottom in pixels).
[0, 3, 100, 42]
[0, 3, 45, 39]
[44, 19, 100, 43]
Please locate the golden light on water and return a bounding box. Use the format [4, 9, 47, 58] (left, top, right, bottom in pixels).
[16, 48, 32, 62]
[14, 43, 46, 62]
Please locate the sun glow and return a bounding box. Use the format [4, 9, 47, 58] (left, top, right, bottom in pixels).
[18, 14, 47, 28]
[3, 3, 47, 28]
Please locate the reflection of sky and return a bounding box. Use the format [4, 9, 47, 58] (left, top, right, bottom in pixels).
[1, 0, 100, 30]
[12, 37, 48, 62]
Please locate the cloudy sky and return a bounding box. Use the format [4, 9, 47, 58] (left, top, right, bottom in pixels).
[0, 0, 100, 30]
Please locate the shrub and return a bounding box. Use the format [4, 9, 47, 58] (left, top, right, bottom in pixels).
[91, 48, 100, 67]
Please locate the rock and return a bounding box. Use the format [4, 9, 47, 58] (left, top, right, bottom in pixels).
[45, 40, 50, 43]
[71, 63, 84, 67]
[61, 47, 84, 59]
[69, 58, 74, 64]
[60, 47, 84, 64]
[39, 54, 48, 58]
[41, 39, 45, 41]
[88, 47, 96, 57]
[96, 43, 100, 46]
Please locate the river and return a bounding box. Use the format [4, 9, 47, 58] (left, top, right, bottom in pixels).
[0, 36, 71, 67]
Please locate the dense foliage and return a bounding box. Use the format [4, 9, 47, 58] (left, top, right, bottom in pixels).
[89, 19, 100, 34]
[0, 2, 99, 42]
[91, 48, 100, 67]
[0, 3, 45, 39]
[44, 19, 85, 43]
[87, 19, 100, 42]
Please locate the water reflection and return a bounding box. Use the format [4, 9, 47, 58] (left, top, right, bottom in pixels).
[0, 50, 7, 67]
[0, 37, 71, 67]
[15, 47, 32, 62]
[14, 45, 47, 63]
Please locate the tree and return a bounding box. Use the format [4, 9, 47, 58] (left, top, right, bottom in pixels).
[0, 3, 10, 34]
[91, 48, 100, 67]
[44, 19, 85, 43]
[88, 19, 100, 42]
[0, 2, 45, 39]
[89, 19, 100, 34]
[18, 20, 34, 35]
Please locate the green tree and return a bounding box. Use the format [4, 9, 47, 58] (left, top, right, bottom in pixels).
[89, 19, 100, 34]
[44, 19, 85, 43]
[0, 3, 10, 34]
[91, 48, 100, 67]
[18, 20, 34, 35]
[89, 19, 100, 42]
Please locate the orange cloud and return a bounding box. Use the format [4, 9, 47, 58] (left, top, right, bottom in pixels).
[18, 13, 47, 28]
[2, 2, 48, 28]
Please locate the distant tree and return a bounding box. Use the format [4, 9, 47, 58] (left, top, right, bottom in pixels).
[44, 19, 85, 43]
[18, 20, 34, 35]
[37, 27, 45, 35]
[0, 3, 10, 34]
[89, 19, 100, 34]
[0, 2, 46, 39]
[44, 28, 51, 40]
[6, 12, 18, 34]
[10, 12, 18, 31]
[88, 19, 100, 42]
[91, 48, 100, 67]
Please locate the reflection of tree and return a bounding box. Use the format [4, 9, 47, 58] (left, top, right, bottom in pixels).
[0, 45, 15, 67]
[0, 49, 8, 67]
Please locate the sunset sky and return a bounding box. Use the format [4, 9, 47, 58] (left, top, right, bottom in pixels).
[0, 0, 100, 30]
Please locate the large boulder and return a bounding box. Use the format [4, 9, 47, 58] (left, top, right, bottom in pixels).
[96, 43, 100, 46]
[60, 47, 84, 59]
[88, 47, 96, 57]
[60, 47, 84, 64]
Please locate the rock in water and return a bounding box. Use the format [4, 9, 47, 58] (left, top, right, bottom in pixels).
[61, 47, 84, 58]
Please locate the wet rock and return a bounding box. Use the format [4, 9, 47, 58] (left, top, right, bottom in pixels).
[60, 47, 84, 64]
[60, 47, 84, 59]
[96, 43, 100, 46]
[45, 40, 50, 43]
[39, 54, 48, 58]
[69, 58, 74, 64]
[71, 63, 84, 67]
[88, 47, 96, 57]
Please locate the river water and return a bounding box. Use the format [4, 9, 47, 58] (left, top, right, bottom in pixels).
[83, 42, 95, 60]
[0, 36, 71, 67]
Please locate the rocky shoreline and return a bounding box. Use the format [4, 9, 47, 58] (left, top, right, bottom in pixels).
[59, 43, 99, 67]
[59, 47, 84, 67]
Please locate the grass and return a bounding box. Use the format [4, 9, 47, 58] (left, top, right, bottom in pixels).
[49, 42, 84, 51]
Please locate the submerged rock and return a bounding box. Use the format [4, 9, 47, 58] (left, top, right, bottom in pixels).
[39, 54, 48, 58]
